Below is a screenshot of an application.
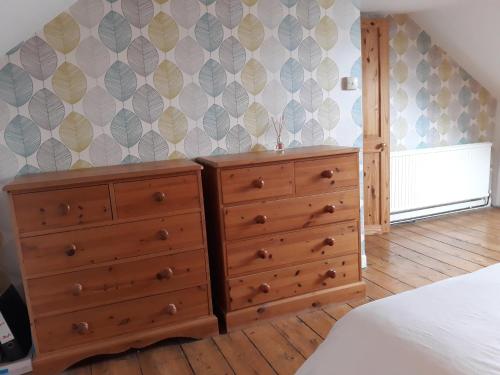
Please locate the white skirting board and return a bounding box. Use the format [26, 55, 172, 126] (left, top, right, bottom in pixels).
[390, 143, 492, 222]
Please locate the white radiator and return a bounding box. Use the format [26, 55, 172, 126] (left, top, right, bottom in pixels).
[390, 142, 492, 221]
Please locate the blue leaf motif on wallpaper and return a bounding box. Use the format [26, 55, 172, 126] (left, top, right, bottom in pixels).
[459, 86, 472, 107]
[298, 36, 322, 72]
[199, 0, 216, 4]
[111, 108, 143, 147]
[416, 115, 430, 137]
[4, 115, 41, 157]
[416, 31, 431, 54]
[184, 127, 212, 158]
[0, 63, 33, 107]
[211, 146, 227, 156]
[203, 104, 230, 141]
[20, 36, 58, 81]
[105, 60, 137, 101]
[416, 60, 431, 83]
[280, 58, 304, 94]
[278, 15, 303, 51]
[138, 130, 169, 161]
[127, 36, 159, 77]
[226, 124, 251, 154]
[0, 145, 18, 180]
[457, 112, 471, 132]
[222, 81, 249, 118]
[350, 17, 361, 50]
[284, 99, 305, 134]
[133, 84, 164, 124]
[37, 137, 72, 172]
[28, 88, 65, 130]
[195, 13, 223, 52]
[302, 119, 324, 146]
[215, 0, 244, 29]
[296, 0, 321, 30]
[351, 96, 363, 127]
[281, 0, 298, 7]
[219, 36, 246, 75]
[99, 11, 132, 53]
[416, 87, 430, 111]
[122, 154, 141, 164]
[17, 164, 40, 176]
[199, 59, 227, 97]
[350, 57, 362, 82]
[121, 0, 154, 29]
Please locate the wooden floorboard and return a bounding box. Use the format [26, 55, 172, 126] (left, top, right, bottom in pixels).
[65, 208, 499, 375]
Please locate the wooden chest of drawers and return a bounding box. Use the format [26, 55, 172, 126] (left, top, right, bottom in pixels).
[3, 160, 218, 375]
[197, 146, 366, 330]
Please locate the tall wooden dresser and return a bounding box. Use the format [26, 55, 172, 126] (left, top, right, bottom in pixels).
[3, 160, 218, 375]
[197, 146, 366, 330]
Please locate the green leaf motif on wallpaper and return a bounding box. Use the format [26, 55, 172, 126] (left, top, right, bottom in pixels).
[127, 36, 159, 77]
[83, 86, 117, 127]
[238, 14, 265, 51]
[219, 36, 246, 75]
[76, 36, 110, 79]
[216, 0, 244, 29]
[148, 12, 179, 53]
[37, 138, 72, 172]
[284, 99, 305, 134]
[298, 36, 322, 72]
[159, 106, 188, 144]
[90, 134, 122, 167]
[300, 78, 323, 113]
[315, 16, 338, 51]
[297, 0, 321, 30]
[111, 108, 143, 147]
[153, 60, 184, 100]
[52, 62, 87, 104]
[241, 59, 267, 96]
[317, 57, 339, 91]
[70, 0, 105, 29]
[280, 57, 304, 94]
[262, 80, 287, 115]
[195, 13, 223, 53]
[121, 0, 154, 28]
[184, 127, 212, 158]
[222, 81, 249, 118]
[105, 60, 137, 101]
[199, 59, 227, 97]
[59, 112, 94, 152]
[44, 12, 80, 54]
[318, 98, 340, 130]
[0, 63, 33, 107]
[133, 84, 164, 124]
[226, 124, 251, 154]
[203, 104, 230, 141]
[302, 119, 324, 146]
[138, 130, 169, 161]
[99, 11, 132, 53]
[4, 115, 41, 157]
[28, 88, 65, 130]
[244, 102, 269, 137]
[278, 15, 303, 51]
[19, 36, 58, 81]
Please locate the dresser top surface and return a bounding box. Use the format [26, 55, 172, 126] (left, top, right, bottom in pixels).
[4, 159, 202, 193]
[196, 145, 359, 168]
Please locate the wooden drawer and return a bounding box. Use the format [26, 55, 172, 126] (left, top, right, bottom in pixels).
[35, 285, 210, 353]
[224, 190, 359, 240]
[295, 154, 359, 196]
[12, 185, 111, 233]
[220, 163, 294, 204]
[21, 213, 204, 276]
[29, 249, 207, 317]
[228, 254, 359, 310]
[226, 221, 359, 276]
[114, 174, 200, 219]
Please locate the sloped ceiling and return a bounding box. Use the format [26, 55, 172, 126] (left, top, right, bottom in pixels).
[355, 0, 500, 100]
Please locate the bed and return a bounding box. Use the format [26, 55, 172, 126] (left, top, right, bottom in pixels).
[297, 263, 500, 375]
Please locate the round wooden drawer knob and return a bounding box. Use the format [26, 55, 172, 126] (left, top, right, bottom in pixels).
[159, 229, 169, 240]
[321, 170, 334, 178]
[324, 238, 335, 246]
[72, 283, 83, 296]
[154, 192, 166, 202]
[324, 204, 336, 214]
[166, 303, 177, 315]
[156, 267, 174, 280]
[73, 322, 89, 335]
[60, 203, 71, 215]
[255, 215, 268, 224]
[326, 269, 337, 279]
[66, 244, 77, 257]
[257, 249, 269, 259]
[253, 177, 265, 189]
[259, 283, 271, 293]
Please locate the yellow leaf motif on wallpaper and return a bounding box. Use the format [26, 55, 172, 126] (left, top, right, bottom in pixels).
[438, 59, 452, 82]
[153, 60, 184, 99]
[393, 61, 408, 84]
[148, 12, 179, 53]
[318, 98, 340, 130]
[158, 106, 188, 144]
[315, 16, 337, 51]
[437, 87, 451, 109]
[241, 59, 267, 96]
[479, 88, 490, 105]
[317, 57, 339, 91]
[244, 102, 269, 137]
[242, 0, 258, 6]
[393, 31, 408, 55]
[154, 0, 169, 4]
[251, 143, 267, 152]
[44, 12, 80, 54]
[59, 111, 93, 152]
[238, 14, 264, 52]
[478, 111, 489, 131]
[319, 0, 335, 8]
[52, 62, 87, 104]
[168, 150, 187, 160]
[71, 159, 93, 169]
[437, 114, 451, 134]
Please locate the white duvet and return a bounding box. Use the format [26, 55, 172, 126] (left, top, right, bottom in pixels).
[297, 263, 500, 375]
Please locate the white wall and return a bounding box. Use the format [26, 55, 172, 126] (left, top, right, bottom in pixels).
[493, 111, 500, 206]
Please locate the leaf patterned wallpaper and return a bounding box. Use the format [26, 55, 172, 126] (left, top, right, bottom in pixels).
[388, 15, 497, 151]
[0, 0, 362, 179]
